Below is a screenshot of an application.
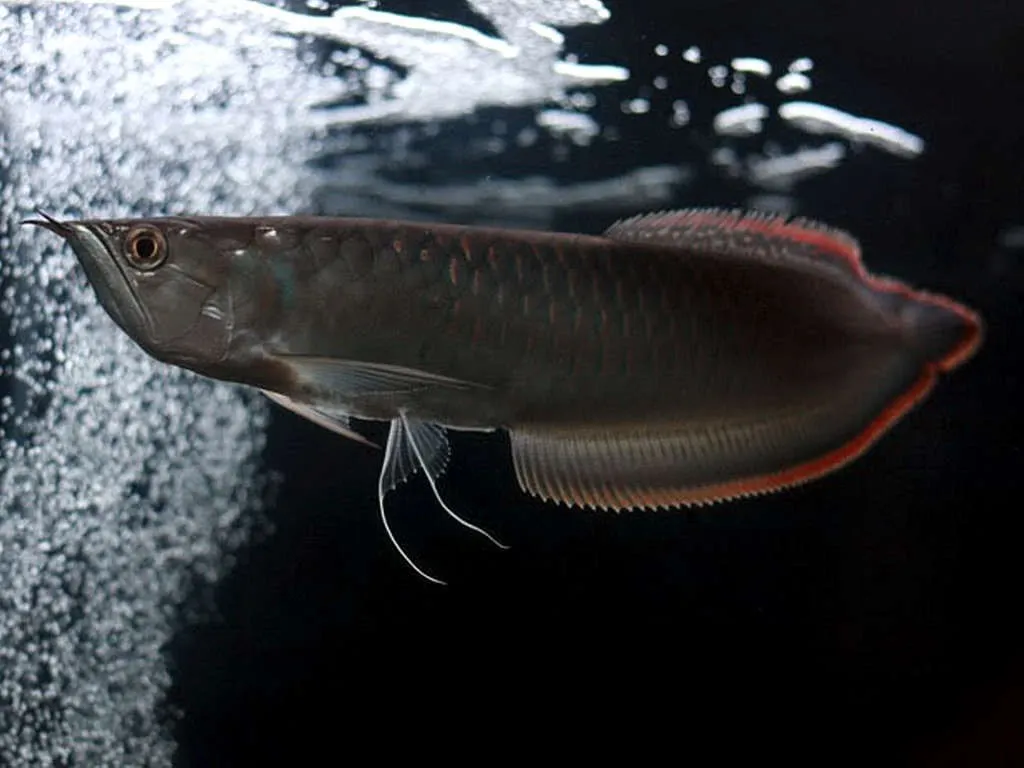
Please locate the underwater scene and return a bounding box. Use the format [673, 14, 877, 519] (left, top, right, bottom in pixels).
[1, 0, 1021, 764]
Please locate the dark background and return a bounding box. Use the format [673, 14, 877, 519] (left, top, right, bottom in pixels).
[167, 1, 1024, 764]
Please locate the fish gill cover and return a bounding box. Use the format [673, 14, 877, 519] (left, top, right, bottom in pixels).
[0, 0, 929, 764]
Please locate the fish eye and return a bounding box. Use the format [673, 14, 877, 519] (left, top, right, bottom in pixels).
[124, 226, 167, 271]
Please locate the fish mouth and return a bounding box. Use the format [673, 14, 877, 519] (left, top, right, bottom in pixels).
[23, 211, 152, 343]
[22, 209, 73, 238]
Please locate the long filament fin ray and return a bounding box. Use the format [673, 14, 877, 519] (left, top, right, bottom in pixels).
[400, 412, 508, 550]
[378, 418, 446, 585]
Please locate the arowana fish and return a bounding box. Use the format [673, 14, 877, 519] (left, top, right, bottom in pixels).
[26, 209, 983, 583]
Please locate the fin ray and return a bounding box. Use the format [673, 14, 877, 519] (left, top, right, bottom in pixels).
[509, 367, 938, 511]
[379, 415, 451, 493]
[376, 414, 507, 584]
[399, 412, 507, 550]
[378, 419, 446, 585]
[275, 355, 489, 399]
[260, 389, 378, 448]
[604, 207, 864, 278]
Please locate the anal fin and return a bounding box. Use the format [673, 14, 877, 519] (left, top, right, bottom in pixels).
[509, 370, 937, 511]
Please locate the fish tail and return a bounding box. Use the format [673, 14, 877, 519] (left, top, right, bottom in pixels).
[883, 280, 984, 372]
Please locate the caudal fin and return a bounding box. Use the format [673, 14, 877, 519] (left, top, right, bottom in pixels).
[903, 291, 983, 372]
[870, 276, 983, 372]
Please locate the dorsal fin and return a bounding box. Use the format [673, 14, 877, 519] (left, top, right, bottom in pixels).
[604, 208, 865, 278]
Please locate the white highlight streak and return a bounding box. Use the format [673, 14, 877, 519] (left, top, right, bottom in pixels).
[730, 57, 772, 77]
[778, 101, 925, 157]
[776, 72, 812, 94]
[747, 143, 847, 190]
[713, 103, 770, 137]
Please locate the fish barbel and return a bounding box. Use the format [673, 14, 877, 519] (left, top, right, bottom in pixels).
[25, 208, 983, 582]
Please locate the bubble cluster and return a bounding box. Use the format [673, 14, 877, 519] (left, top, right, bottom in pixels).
[0, 1, 635, 763]
[0, 1, 344, 763]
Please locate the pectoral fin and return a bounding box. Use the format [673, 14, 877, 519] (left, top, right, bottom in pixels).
[275, 355, 489, 398]
[260, 389, 378, 448]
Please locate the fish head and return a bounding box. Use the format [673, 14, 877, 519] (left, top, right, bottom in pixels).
[25, 213, 236, 370]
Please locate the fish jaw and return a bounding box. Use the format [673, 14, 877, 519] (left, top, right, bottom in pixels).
[28, 217, 153, 346]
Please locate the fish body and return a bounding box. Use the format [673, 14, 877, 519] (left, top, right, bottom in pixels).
[28, 209, 983, 580]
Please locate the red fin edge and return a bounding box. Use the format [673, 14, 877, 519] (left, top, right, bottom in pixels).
[674, 368, 940, 506]
[868, 274, 984, 373]
[607, 208, 866, 276]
